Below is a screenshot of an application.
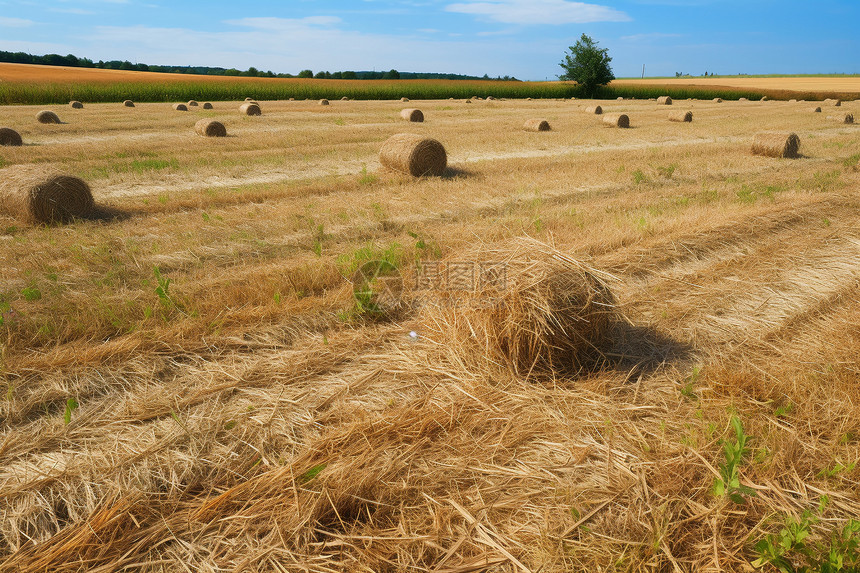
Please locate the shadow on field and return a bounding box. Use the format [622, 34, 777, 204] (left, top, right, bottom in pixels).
[441, 165, 478, 179]
[600, 321, 692, 379]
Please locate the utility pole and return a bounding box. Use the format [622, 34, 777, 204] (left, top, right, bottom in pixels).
[641, 64, 645, 79]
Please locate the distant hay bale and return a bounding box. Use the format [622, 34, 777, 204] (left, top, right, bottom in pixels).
[245, 97, 254, 102]
[657, 96, 672, 105]
[617, 96, 624, 100]
[486, 96, 496, 101]
[289, 97, 295, 101]
[341, 96, 348, 101]
[739, 97, 749, 102]
[669, 110, 693, 122]
[713, 98, 723, 103]
[400, 108, 424, 122]
[751, 132, 800, 158]
[760, 96, 768, 101]
[523, 119, 551, 131]
[602, 113, 630, 128]
[202, 102, 213, 109]
[417, 238, 617, 376]
[319, 99, 330, 106]
[379, 133, 447, 177]
[400, 97, 409, 102]
[36, 110, 61, 124]
[195, 119, 227, 137]
[585, 105, 603, 114]
[69, 101, 83, 109]
[123, 100, 135, 107]
[811, 106, 822, 113]
[465, 99, 472, 104]
[187, 100, 199, 107]
[0, 127, 23, 147]
[172, 103, 188, 111]
[0, 165, 95, 224]
[825, 98, 842, 106]
[239, 103, 261, 116]
[834, 100, 842, 107]
[827, 114, 854, 124]
[789, 99, 797, 103]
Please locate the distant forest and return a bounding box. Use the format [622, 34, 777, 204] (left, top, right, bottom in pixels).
[0, 50, 519, 81]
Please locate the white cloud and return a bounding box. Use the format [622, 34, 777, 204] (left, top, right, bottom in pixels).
[445, 0, 630, 24]
[0, 16, 34, 27]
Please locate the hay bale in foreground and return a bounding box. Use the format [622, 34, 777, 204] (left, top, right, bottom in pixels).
[585, 105, 602, 115]
[400, 108, 424, 122]
[187, 100, 199, 107]
[811, 106, 822, 113]
[123, 100, 135, 107]
[602, 113, 629, 128]
[379, 133, 446, 177]
[319, 99, 330, 106]
[669, 110, 693, 123]
[0, 165, 95, 224]
[36, 110, 61, 124]
[657, 96, 672, 105]
[172, 103, 188, 111]
[417, 238, 617, 376]
[0, 127, 23, 147]
[239, 103, 261, 116]
[751, 132, 800, 158]
[523, 119, 550, 132]
[202, 102, 213, 109]
[69, 101, 83, 109]
[827, 114, 854, 124]
[195, 119, 227, 137]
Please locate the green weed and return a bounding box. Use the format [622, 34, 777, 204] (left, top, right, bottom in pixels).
[713, 415, 757, 504]
[63, 398, 79, 425]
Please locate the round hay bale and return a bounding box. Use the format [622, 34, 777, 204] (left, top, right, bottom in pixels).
[400, 97, 409, 102]
[751, 132, 800, 158]
[713, 98, 723, 103]
[827, 114, 854, 124]
[123, 100, 135, 107]
[811, 106, 822, 113]
[289, 97, 295, 101]
[465, 99, 472, 104]
[36, 110, 61, 124]
[0, 165, 95, 224]
[760, 96, 768, 101]
[739, 97, 749, 102]
[789, 99, 797, 103]
[616, 96, 624, 100]
[486, 96, 496, 101]
[585, 105, 603, 114]
[245, 97, 254, 102]
[319, 99, 330, 106]
[0, 127, 23, 147]
[187, 100, 199, 107]
[239, 103, 261, 116]
[416, 238, 616, 376]
[400, 108, 424, 122]
[834, 100, 842, 107]
[341, 96, 349, 101]
[379, 133, 447, 177]
[195, 119, 227, 137]
[202, 102, 213, 109]
[657, 95, 672, 105]
[172, 103, 188, 111]
[69, 100, 83, 109]
[602, 113, 629, 128]
[523, 119, 551, 132]
[669, 110, 693, 123]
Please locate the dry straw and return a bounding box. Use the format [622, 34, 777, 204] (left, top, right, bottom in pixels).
[523, 119, 551, 131]
[400, 109, 424, 122]
[172, 103, 188, 111]
[486, 96, 496, 100]
[417, 237, 617, 376]
[585, 105, 603, 114]
[69, 101, 83, 109]
[400, 97, 409, 102]
[669, 110, 693, 123]
[602, 113, 630, 128]
[811, 106, 822, 113]
[0, 165, 95, 224]
[123, 100, 134, 107]
[739, 97, 749, 102]
[379, 133, 447, 177]
[827, 114, 854, 124]
[319, 99, 330, 106]
[245, 97, 254, 102]
[341, 96, 348, 101]
[657, 96, 672, 105]
[239, 103, 261, 116]
[0, 127, 23, 146]
[751, 132, 800, 158]
[202, 102, 213, 110]
[616, 96, 624, 100]
[36, 110, 61, 124]
[195, 119, 227, 137]
[187, 100, 199, 107]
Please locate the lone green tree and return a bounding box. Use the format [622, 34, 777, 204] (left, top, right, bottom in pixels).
[558, 34, 614, 97]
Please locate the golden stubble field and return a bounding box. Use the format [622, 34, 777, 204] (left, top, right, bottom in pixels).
[1, 95, 860, 572]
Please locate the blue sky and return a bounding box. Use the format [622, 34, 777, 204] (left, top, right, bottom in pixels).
[0, 0, 857, 80]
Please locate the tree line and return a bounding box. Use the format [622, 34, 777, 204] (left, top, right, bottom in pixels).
[0, 51, 518, 81]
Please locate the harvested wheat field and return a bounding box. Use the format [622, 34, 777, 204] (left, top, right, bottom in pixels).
[1, 96, 860, 572]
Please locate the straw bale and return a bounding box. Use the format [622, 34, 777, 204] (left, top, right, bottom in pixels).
[0, 165, 95, 224]
[811, 106, 822, 113]
[669, 110, 693, 123]
[319, 99, 330, 106]
[400, 97, 409, 102]
[36, 110, 61, 124]
[341, 96, 348, 101]
[751, 132, 800, 158]
[0, 127, 23, 146]
[617, 96, 624, 100]
[202, 102, 213, 109]
[713, 98, 723, 103]
[523, 119, 551, 132]
[239, 103, 261, 116]
[400, 109, 424, 122]
[195, 119, 227, 137]
[585, 105, 602, 114]
[657, 96, 672, 105]
[69, 101, 83, 109]
[123, 100, 134, 107]
[379, 133, 446, 177]
[739, 97, 749, 102]
[602, 113, 630, 128]
[187, 100, 199, 107]
[827, 114, 854, 124]
[172, 103, 188, 111]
